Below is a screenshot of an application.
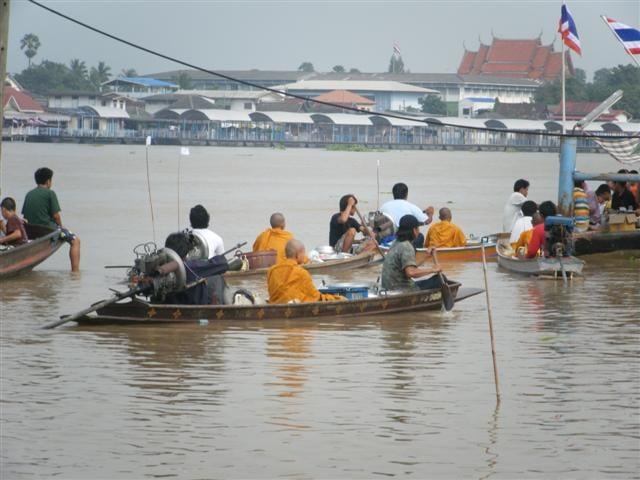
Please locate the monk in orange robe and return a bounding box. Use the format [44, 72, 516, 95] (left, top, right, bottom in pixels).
[424, 207, 466, 248]
[253, 212, 308, 264]
[513, 212, 543, 257]
[268, 239, 346, 304]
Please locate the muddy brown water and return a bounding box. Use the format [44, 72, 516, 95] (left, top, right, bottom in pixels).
[1, 143, 639, 479]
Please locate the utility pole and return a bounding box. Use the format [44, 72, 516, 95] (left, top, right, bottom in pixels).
[0, 0, 10, 196]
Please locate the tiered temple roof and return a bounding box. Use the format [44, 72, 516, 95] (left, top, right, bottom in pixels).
[458, 37, 573, 81]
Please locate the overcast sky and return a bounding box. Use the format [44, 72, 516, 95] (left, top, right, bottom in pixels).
[7, 0, 640, 79]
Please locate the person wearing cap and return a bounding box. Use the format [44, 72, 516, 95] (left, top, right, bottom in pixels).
[502, 179, 529, 232]
[381, 215, 445, 292]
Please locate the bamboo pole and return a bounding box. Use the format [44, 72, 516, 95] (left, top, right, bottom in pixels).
[0, 0, 11, 196]
[481, 241, 501, 403]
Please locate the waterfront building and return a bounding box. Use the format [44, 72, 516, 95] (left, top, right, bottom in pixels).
[549, 102, 630, 122]
[312, 90, 375, 112]
[458, 97, 496, 118]
[144, 69, 313, 91]
[101, 76, 178, 99]
[141, 90, 283, 114]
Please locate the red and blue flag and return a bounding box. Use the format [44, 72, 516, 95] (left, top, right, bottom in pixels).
[603, 17, 640, 57]
[558, 4, 581, 55]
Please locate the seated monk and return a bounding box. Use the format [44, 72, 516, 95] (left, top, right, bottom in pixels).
[514, 212, 543, 257]
[253, 212, 307, 263]
[424, 207, 466, 248]
[268, 239, 346, 304]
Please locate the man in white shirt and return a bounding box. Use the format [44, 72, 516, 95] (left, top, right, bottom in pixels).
[509, 200, 537, 243]
[189, 204, 224, 259]
[380, 183, 434, 247]
[502, 179, 530, 233]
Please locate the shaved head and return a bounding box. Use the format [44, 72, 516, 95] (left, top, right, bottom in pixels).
[270, 212, 285, 228]
[531, 212, 543, 226]
[285, 239, 305, 259]
[439, 207, 452, 221]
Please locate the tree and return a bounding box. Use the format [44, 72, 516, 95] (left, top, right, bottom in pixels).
[388, 54, 405, 74]
[332, 65, 345, 73]
[173, 72, 193, 90]
[349, 68, 361, 73]
[574, 68, 587, 84]
[15, 60, 97, 93]
[121, 68, 138, 77]
[69, 59, 88, 80]
[297, 62, 314, 73]
[89, 61, 112, 90]
[20, 33, 41, 67]
[419, 94, 446, 115]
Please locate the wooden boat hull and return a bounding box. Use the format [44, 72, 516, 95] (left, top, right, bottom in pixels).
[225, 250, 377, 278]
[382, 235, 498, 263]
[573, 230, 640, 256]
[75, 284, 484, 326]
[496, 242, 585, 277]
[0, 224, 64, 278]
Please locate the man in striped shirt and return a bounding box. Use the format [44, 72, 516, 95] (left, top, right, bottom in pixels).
[573, 180, 590, 233]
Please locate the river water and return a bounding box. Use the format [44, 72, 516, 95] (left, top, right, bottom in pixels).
[1, 143, 639, 479]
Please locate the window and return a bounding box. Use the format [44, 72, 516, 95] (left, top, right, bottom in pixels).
[244, 102, 252, 110]
[71, 95, 79, 108]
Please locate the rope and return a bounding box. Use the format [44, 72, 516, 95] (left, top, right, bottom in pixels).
[27, 0, 638, 140]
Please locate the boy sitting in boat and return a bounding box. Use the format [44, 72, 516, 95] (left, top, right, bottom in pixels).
[382, 215, 445, 292]
[510, 201, 537, 244]
[514, 212, 543, 258]
[0, 197, 28, 247]
[329, 194, 377, 254]
[253, 212, 307, 264]
[189, 204, 225, 258]
[267, 239, 345, 304]
[526, 201, 557, 259]
[21, 167, 81, 272]
[424, 208, 466, 248]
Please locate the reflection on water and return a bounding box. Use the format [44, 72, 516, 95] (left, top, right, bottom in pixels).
[1, 144, 639, 479]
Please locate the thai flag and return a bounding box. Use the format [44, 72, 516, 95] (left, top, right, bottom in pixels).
[558, 4, 581, 55]
[603, 17, 640, 56]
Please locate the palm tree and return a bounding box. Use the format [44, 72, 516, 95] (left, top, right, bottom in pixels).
[89, 61, 112, 90]
[69, 59, 88, 80]
[20, 33, 41, 67]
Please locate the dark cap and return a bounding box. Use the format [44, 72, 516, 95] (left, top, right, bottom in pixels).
[398, 214, 420, 231]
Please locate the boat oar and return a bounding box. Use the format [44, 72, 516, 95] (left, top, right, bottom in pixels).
[432, 249, 454, 311]
[43, 285, 147, 329]
[354, 206, 385, 258]
[481, 240, 501, 403]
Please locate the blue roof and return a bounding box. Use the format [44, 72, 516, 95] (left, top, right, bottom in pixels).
[465, 97, 495, 102]
[107, 77, 178, 88]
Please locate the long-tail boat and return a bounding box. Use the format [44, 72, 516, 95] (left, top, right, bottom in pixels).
[0, 224, 64, 278]
[496, 239, 584, 278]
[381, 235, 499, 263]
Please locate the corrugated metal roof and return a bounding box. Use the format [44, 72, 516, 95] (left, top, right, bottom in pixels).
[80, 106, 129, 119]
[250, 112, 314, 124]
[310, 113, 372, 126]
[154, 109, 188, 119]
[600, 122, 640, 133]
[369, 115, 427, 127]
[281, 80, 439, 94]
[103, 77, 178, 88]
[181, 109, 252, 122]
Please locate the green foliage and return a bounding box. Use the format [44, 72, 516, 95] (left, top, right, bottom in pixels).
[298, 62, 315, 73]
[69, 59, 88, 80]
[15, 60, 97, 93]
[332, 65, 346, 73]
[20, 33, 40, 67]
[172, 72, 193, 90]
[574, 68, 587, 84]
[121, 68, 138, 77]
[388, 55, 405, 74]
[419, 94, 447, 115]
[326, 144, 381, 152]
[349, 68, 361, 73]
[89, 61, 112, 90]
[533, 65, 640, 119]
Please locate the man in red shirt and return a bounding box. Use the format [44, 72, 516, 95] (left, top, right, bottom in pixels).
[526, 201, 557, 259]
[0, 197, 28, 246]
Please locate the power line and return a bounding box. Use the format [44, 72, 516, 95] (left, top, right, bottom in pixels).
[27, 0, 638, 140]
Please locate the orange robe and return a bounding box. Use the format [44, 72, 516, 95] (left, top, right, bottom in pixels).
[425, 221, 466, 248]
[267, 259, 345, 304]
[513, 228, 534, 253]
[252, 228, 308, 264]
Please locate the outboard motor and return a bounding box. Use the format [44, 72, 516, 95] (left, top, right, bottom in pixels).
[127, 243, 187, 302]
[368, 211, 395, 243]
[544, 216, 574, 257]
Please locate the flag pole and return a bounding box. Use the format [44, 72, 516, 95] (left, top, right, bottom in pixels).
[561, 36, 566, 134]
[601, 15, 640, 67]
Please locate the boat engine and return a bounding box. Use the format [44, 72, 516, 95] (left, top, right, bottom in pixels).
[368, 211, 395, 243]
[127, 243, 187, 302]
[544, 216, 575, 257]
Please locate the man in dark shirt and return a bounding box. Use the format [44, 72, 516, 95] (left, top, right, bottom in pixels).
[22, 167, 81, 272]
[162, 232, 229, 305]
[611, 180, 639, 212]
[329, 194, 375, 253]
[0, 197, 28, 246]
